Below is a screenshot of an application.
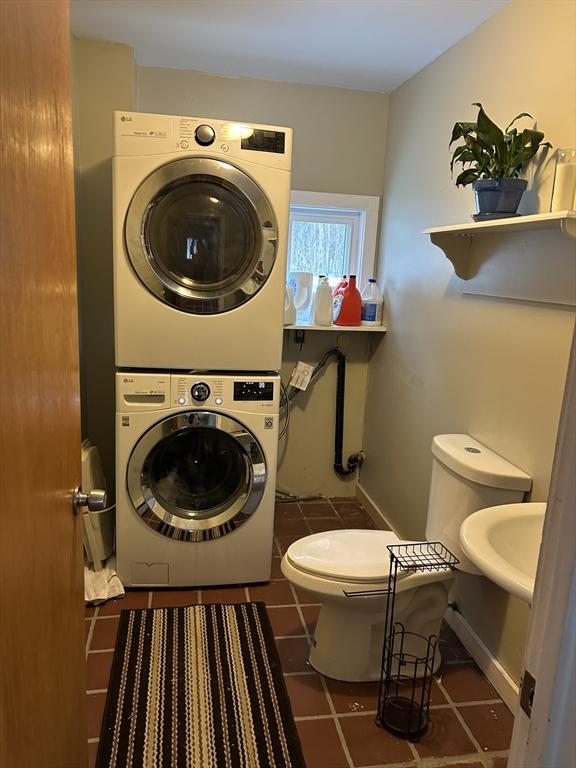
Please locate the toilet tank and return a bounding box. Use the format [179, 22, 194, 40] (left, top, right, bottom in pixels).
[425, 434, 532, 573]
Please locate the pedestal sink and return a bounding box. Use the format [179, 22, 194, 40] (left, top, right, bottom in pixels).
[459, 502, 546, 603]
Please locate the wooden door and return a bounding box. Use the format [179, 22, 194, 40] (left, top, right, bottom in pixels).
[0, 1, 88, 766]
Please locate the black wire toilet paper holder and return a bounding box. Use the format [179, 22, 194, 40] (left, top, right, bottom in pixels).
[375, 541, 459, 741]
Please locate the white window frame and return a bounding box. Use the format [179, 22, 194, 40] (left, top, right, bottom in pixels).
[288, 190, 380, 289]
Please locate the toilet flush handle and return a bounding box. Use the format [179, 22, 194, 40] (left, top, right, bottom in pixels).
[73, 487, 107, 515]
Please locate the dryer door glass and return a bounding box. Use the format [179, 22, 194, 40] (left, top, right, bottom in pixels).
[127, 411, 266, 541]
[125, 157, 278, 314]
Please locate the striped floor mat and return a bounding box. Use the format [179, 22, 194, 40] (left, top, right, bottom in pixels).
[96, 602, 306, 768]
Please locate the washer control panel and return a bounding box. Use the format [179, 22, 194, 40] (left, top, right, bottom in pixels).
[171, 374, 279, 411]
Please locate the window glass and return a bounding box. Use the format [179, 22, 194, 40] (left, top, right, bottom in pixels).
[288, 220, 351, 282]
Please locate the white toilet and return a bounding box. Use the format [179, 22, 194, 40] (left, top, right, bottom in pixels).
[281, 434, 532, 682]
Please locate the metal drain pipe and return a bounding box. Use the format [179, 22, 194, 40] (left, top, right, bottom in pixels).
[333, 349, 362, 477]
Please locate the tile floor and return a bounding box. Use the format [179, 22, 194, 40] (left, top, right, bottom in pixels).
[85, 498, 513, 767]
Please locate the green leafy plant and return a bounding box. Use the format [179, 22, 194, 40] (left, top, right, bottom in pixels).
[450, 103, 551, 187]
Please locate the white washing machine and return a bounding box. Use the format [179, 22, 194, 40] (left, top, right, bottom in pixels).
[116, 372, 280, 587]
[113, 111, 292, 371]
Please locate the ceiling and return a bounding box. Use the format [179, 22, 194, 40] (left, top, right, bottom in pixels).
[70, 0, 509, 93]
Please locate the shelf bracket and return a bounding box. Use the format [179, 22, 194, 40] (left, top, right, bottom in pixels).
[429, 233, 475, 280]
[561, 216, 576, 239]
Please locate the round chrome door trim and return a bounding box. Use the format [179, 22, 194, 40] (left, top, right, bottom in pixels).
[126, 411, 267, 542]
[125, 157, 278, 314]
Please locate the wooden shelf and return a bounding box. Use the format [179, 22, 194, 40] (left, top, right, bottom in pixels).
[424, 210, 575, 282]
[425, 210, 575, 239]
[284, 323, 387, 333]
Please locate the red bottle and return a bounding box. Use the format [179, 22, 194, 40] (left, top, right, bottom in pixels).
[334, 274, 362, 326]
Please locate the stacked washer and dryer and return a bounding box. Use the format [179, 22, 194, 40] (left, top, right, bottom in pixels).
[113, 111, 292, 587]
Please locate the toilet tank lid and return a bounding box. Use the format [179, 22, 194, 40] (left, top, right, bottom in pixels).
[432, 434, 532, 491]
[286, 529, 403, 582]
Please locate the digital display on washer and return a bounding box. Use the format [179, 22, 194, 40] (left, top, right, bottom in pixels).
[234, 381, 274, 401]
[241, 129, 285, 154]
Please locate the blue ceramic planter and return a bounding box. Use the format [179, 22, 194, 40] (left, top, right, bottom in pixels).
[472, 178, 528, 220]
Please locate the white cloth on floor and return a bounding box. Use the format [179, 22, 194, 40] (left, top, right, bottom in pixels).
[84, 557, 125, 604]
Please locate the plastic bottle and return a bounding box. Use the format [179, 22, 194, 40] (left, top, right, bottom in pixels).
[360, 278, 383, 326]
[313, 276, 333, 326]
[334, 274, 362, 326]
[284, 283, 296, 325]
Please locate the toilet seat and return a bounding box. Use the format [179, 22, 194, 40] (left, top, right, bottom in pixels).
[286, 529, 407, 583]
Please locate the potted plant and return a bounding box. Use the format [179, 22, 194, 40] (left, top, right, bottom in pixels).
[450, 102, 551, 220]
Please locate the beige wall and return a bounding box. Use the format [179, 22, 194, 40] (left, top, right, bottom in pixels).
[136, 67, 390, 496]
[360, 0, 576, 683]
[72, 39, 135, 489]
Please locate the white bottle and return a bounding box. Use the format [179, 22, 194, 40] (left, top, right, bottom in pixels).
[360, 279, 383, 326]
[313, 276, 333, 326]
[284, 284, 296, 325]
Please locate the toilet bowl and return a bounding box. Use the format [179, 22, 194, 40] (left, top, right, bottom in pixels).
[281, 434, 533, 682]
[282, 529, 452, 681]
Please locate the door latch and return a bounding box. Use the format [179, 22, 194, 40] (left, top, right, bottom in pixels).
[520, 669, 536, 717]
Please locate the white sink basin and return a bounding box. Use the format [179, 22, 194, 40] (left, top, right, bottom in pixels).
[460, 502, 546, 603]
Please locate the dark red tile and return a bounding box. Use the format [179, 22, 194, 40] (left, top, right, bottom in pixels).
[307, 519, 345, 533]
[296, 718, 348, 768]
[85, 620, 91, 640]
[85, 605, 96, 618]
[275, 637, 312, 673]
[274, 502, 303, 519]
[324, 677, 379, 714]
[339, 713, 414, 765]
[284, 673, 331, 716]
[436, 763, 484, 768]
[150, 589, 199, 608]
[97, 590, 149, 616]
[275, 533, 306, 554]
[440, 664, 499, 702]
[332, 501, 364, 514]
[274, 517, 312, 536]
[86, 651, 114, 691]
[458, 702, 514, 752]
[267, 606, 305, 636]
[300, 501, 339, 519]
[413, 708, 476, 759]
[201, 586, 248, 604]
[336, 511, 376, 529]
[270, 556, 285, 580]
[293, 586, 321, 605]
[90, 617, 120, 651]
[86, 692, 107, 739]
[300, 604, 321, 635]
[248, 580, 295, 606]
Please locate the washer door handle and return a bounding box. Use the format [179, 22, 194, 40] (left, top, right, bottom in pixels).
[73, 487, 107, 515]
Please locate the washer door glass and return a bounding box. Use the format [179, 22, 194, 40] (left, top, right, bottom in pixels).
[125, 158, 278, 314]
[127, 412, 266, 541]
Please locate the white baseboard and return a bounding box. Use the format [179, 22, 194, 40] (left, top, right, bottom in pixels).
[445, 607, 519, 713]
[356, 482, 401, 536]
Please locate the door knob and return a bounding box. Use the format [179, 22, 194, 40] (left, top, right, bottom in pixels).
[73, 487, 107, 515]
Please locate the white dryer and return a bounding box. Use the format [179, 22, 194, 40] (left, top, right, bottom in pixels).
[113, 111, 292, 371]
[116, 372, 279, 587]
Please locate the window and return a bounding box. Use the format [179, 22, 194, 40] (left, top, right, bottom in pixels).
[287, 191, 380, 289]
